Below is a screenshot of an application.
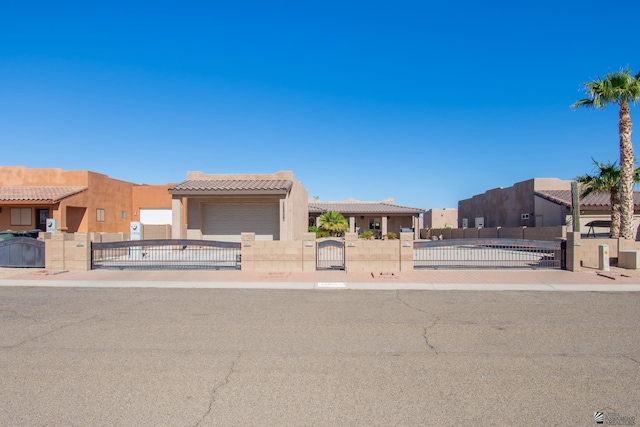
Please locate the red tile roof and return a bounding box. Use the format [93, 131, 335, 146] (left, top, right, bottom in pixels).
[169, 180, 293, 194]
[0, 186, 87, 203]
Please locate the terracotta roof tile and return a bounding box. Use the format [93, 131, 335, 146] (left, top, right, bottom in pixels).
[309, 202, 424, 214]
[0, 186, 87, 203]
[169, 179, 293, 193]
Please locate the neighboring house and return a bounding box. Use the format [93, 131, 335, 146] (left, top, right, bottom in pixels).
[168, 171, 308, 242]
[424, 208, 458, 229]
[458, 178, 572, 229]
[0, 166, 177, 233]
[535, 189, 640, 236]
[308, 199, 424, 239]
[458, 177, 640, 236]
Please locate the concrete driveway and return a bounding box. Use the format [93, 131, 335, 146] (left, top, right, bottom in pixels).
[1, 286, 638, 425]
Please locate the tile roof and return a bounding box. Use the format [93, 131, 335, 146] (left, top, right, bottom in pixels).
[309, 201, 424, 215]
[169, 179, 293, 194]
[0, 186, 87, 203]
[535, 190, 640, 208]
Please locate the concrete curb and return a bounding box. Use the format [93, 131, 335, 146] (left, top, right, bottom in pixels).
[2, 279, 640, 291]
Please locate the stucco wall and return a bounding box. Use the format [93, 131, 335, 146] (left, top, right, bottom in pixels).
[425, 208, 458, 229]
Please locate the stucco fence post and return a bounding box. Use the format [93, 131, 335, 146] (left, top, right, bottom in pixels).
[399, 232, 414, 271]
[240, 233, 315, 272]
[44, 232, 92, 271]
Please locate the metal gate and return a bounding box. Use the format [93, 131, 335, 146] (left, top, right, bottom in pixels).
[0, 237, 45, 268]
[91, 239, 241, 270]
[316, 239, 345, 270]
[414, 239, 565, 270]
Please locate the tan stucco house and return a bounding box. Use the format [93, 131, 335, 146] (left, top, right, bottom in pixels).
[168, 171, 308, 241]
[308, 199, 424, 239]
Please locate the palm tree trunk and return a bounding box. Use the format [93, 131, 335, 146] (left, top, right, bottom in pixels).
[619, 100, 635, 240]
[610, 189, 621, 237]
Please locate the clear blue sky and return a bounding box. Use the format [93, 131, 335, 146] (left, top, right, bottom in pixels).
[1, 1, 638, 209]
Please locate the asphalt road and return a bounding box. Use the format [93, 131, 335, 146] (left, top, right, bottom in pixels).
[1, 287, 638, 426]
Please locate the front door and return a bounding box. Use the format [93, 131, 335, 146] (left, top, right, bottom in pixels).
[36, 209, 49, 231]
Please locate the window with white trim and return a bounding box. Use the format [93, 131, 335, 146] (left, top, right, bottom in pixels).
[97, 208, 105, 222]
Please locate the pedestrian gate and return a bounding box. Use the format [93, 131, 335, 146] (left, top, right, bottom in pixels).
[414, 239, 566, 270]
[316, 239, 345, 270]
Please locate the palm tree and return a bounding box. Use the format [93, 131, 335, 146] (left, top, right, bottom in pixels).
[317, 210, 349, 237]
[572, 68, 640, 239]
[576, 159, 623, 237]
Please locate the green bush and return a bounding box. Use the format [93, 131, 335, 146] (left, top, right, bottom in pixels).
[359, 230, 374, 239]
[309, 225, 330, 238]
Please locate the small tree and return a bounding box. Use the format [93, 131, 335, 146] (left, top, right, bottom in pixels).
[317, 210, 349, 237]
[576, 158, 640, 237]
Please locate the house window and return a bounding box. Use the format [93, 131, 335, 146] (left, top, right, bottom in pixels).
[121, 211, 127, 219]
[97, 208, 105, 222]
[11, 208, 32, 226]
[369, 218, 381, 230]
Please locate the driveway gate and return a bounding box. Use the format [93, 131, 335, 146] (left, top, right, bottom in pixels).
[316, 239, 345, 270]
[0, 237, 45, 268]
[91, 239, 241, 270]
[414, 239, 565, 270]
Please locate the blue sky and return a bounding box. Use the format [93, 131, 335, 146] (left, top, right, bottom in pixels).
[1, 1, 638, 209]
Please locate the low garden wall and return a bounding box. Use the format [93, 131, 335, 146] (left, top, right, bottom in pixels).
[39, 229, 640, 273]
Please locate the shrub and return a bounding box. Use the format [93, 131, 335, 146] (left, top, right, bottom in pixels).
[359, 230, 374, 239]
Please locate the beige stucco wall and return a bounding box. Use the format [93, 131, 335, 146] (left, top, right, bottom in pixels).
[240, 232, 316, 272]
[425, 208, 458, 229]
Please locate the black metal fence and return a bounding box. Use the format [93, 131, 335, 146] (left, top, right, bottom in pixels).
[91, 239, 241, 270]
[414, 239, 565, 270]
[317, 239, 345, 270]
[0, 237, 45, 268]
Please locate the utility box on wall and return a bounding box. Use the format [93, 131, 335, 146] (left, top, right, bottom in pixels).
[475, 217, 485, 228]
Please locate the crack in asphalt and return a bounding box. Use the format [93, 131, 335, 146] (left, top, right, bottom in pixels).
[193, 352, 241, 427]
[396, 291, 440, 354]
[0, 309, 41, 323]
[423, 325, 439, 354]
[0, 313, 104, 350]
[395, 290, 430, 315]
[625, 356, 640, 365]
[0, 294, 161, 351]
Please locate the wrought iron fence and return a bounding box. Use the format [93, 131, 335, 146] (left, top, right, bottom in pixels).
[414, 239, 565, 270]
[0, 237, 45, 268]
[317, 239, 345, 270]
[91, 239, 241, 270]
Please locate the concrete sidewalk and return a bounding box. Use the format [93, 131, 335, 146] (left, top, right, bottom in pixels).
[2, 267, 640, 291]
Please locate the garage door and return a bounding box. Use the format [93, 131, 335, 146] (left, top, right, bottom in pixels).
[140, 209, 172, 225]
[202, 203, 279, 241]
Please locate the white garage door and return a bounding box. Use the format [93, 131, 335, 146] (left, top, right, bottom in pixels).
[202, 203, 279, 241]
[140, 209, 172, 225]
